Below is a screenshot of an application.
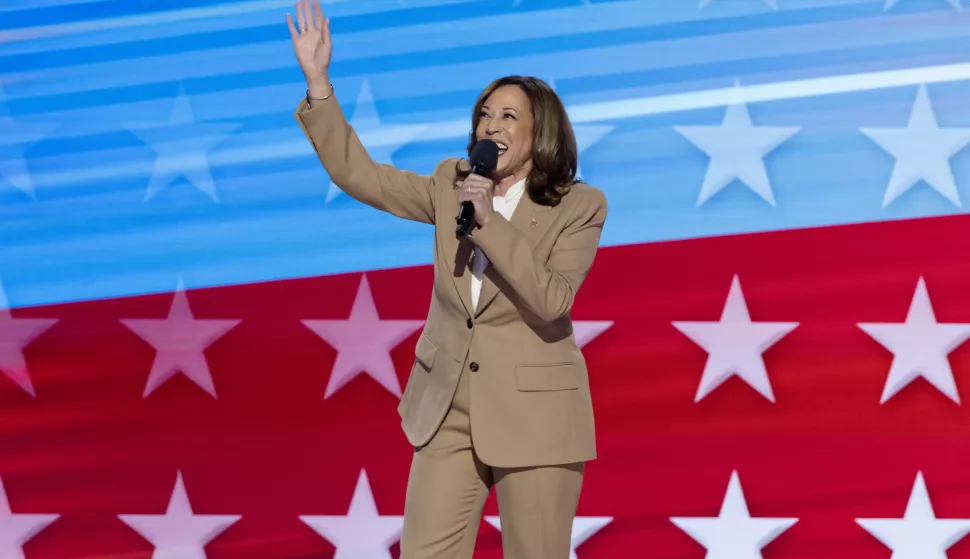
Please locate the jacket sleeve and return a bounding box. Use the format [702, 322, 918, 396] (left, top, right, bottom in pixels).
[294, 95, 445, 224]
[469, 187, 608, 322]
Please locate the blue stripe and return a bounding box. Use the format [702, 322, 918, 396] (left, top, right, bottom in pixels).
[0, 0, 231, 30]
[3, 0, 970, 309]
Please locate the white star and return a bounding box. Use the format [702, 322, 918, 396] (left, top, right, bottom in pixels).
[0, 83, 58, 199]
[884, 0, 961, 11]
[672, 275, 798, 403]
[0, 274, 57, 397]
[675, 83, 799, 207]
[573, 123, 613, 180]
[857, 276, 970, 404]
[573, 320, 613, 348]
[485, 515, 612, 559]
[700, 0, 777, 9]
[860, 84, 970, 208]
[326, 80, 426, 203]
[670, 470, 797, 559]
[856, 471, 970, 558]
[0, 476, 59, 559]
[120, 277, 240, 398]
[302, 274, 424, 399]
[118, 471, 241, 559]
[300, 469, 404, 559]
[123, 84, 242, 202]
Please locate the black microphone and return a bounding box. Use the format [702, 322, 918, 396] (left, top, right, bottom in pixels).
[456, 139, 499, 237]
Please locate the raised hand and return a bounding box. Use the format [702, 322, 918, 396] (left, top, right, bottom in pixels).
[287, 0, 331, 94]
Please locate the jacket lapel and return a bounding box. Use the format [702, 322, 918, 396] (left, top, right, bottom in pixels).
[474, 193, 555, 317]
[450, 237, 475, 317]
[442, 160, 475, 317]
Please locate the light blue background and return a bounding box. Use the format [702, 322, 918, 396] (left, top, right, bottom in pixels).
[2, 0, 969, 308]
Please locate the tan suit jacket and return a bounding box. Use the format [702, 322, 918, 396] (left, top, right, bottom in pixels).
[295, 94, 607, 468]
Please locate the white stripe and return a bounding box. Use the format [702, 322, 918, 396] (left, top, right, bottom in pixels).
[24, 60, 970, 188]
[0, 1, 296, 43]
[0, 0, 106, 14]
[0, 0, 476, 44]
[568, 61, 970, 122]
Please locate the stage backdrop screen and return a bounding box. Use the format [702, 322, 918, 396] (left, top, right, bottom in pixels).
[2, 1, 970, 558]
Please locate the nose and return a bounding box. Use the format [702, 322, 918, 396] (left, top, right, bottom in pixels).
[484, 118, 500, 135]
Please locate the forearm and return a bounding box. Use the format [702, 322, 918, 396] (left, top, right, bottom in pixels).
[471, 199, 606, 322]
[294, 83, 437, 223]
[475, 218, 577, 320]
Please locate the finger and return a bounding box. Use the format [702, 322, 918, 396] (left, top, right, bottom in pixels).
[465, 177, 494, 191]
[461, 177, 486, 190]
[286, 13, 299, 41]
[322, 13, 330, 42]
[296, 1, 306, 32]
[466, 183, 491, 196]
[304, 0, 313, 30]
[312, 0, 325, 29]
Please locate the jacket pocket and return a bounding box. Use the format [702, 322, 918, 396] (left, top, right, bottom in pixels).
[515, 362, 578, 391]
[414, 334, 438, 371]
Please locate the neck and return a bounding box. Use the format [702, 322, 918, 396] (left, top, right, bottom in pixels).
[493, 169, 529, 197]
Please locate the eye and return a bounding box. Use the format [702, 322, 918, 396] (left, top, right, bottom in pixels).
[479, 110, 490, 118]
[503, 112, 516, 120]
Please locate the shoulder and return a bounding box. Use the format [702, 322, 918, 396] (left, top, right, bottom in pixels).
[559, 181, 607, 222]
[431, 157, 467, 181]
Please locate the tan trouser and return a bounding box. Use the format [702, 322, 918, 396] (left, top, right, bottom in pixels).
[399, 370, 584, 559]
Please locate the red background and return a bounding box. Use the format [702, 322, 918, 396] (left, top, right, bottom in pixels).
[5, 213, 970, 558]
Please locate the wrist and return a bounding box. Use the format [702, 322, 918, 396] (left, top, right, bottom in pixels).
[306, 74, 332, 97]
[477, 211, 492, 228]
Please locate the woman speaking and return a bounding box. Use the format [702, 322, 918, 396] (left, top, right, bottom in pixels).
[287, 1, 608, 557]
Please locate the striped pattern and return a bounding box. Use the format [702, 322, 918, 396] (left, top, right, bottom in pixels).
[1, 0, 969, 308]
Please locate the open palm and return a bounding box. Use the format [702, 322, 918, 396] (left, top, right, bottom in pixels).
[287, 0, 331, 82]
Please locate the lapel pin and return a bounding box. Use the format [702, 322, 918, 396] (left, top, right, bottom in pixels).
[530, 218, 538, 227]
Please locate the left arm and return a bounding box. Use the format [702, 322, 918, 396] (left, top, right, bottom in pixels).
[469, 188, 607, 322]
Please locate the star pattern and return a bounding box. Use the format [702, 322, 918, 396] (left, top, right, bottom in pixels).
[673, 275, 799, 403]
[122, 84, 242, 202]
[670, 470, 798, 559]
[856, 471, 970, 558]
[0, 275, 58, 397]
[485, 515, 612, 559]
[300, 469, 404, 559]
[325, 80, 427, 203]
[675, 83, 799, 207]
[120, 278, 241, 398]
[118, 471, 241, 559]
[860, 84, 970, 208]
[0, 476, 59, 559]
[0, 83, 59, 199]
[857, 276, 970, 404]
[573, 320, 613, 348]
[302, 274, 424, 399]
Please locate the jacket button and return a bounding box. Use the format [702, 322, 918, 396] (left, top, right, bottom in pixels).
[469, 362, 479, 372]
[466, 318, 473, 329]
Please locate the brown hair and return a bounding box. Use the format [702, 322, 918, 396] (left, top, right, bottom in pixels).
[459, 75, 580, 207]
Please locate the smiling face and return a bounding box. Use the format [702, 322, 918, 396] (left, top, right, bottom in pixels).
[475, 84, 534, 182]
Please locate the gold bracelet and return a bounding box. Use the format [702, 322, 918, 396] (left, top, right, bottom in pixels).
[306, 83, 335, 102]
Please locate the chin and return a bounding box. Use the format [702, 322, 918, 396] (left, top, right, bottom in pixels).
[493, 165, 515, 179]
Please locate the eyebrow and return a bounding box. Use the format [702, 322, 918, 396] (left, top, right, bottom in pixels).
[482, 105, 518, 113]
